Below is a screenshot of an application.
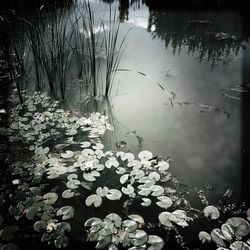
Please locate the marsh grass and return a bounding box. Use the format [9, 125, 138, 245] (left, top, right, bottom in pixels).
[2, 1, 126, 103]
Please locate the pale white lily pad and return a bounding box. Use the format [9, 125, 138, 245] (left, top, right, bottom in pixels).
[85, 194, 102, 207]
[66, 180, 81, 189]
[150, 185, 164, 197]
[43, 192, 58, 205]
[203, 205, 220, 220]
[230, 241, 250, 250]
[120, 174, 130, 184]
[122, 185, 135, 195]
[80, 141, 91, 148]
[62, 189, 75, 199]
[121, 153, 135, 162]
[96, 187, 109, 197]
[147, 235, 164, 250]
[226, 217, 250, 238]
[35, 147, 49, 155]
[129, 230, 148, 246]
[156, 196, 173, 209]
[149, 172, 160, 182]
[105, 158, 119, 169]
[138, 151, 153, 161]
[155, 161, 169, 171]
[141, 198, 152, 207]
[105, 213, 122, 228]
[56, 206, 74, 220]
[116, 167, 126, 175]
[128, 215, 145, 225]
[123, 220, 138, 233]
[61, 150, 74, 159]
[199, 231, 212, 243]
[106, 189, 122, 200]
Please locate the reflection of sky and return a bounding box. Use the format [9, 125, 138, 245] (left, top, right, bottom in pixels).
[70, 1, 246, 199]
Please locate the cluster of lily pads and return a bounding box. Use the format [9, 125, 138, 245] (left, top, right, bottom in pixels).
[0, 90, 249, 249]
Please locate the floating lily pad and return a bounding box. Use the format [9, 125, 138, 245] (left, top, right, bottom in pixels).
[147, 235, 164, 250]
[86, 194, 102, 207]
[61, 150, 74, 159]
[56, 206, 74, 220]
[199, 231, 211, 243]
[33, 220, 47, 232]
[128, 215, 144, 225]
[96, 187, 109, 197]
[203, 205, 220, 220]
[106, 189, 122, 200]
[129, 230, 148, 246]
[35, 146, 49, 155]
[62, 189, 75, 199]
[105, 213, 122, 228]
[138, 151, 153, 161]
[43, 192, 58, 205]
[156, 196, 173, 209]
[141, 198, 152, 207]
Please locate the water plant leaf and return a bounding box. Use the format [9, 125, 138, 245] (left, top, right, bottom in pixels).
[0, 225, 19, 241]
[158, 212, 175, 227]
[122, 185, 135, 195]
[105, 213, 122, 228]
[149, 172, 160, 182]
[61, 150, 74, 159]
[66, 180, 81, 189]
[105, 158, 119, 169]
[229, 241, 250, 250]
[86, 194, 102, 207]
[138, 151, 153, 161]
[106, 189, 122, 200]
[128, 215, 144, 225]
[96, 235, 112, 249]
[221, 223, 234, 241]
[62, 189, 75, 199]
[26, 205, 40, 220]
[141, 198, 151, 207]
[150, 185, 164, 197]
[43, 192, 58, 205]
[81, 141, 91, 148]
[226, 217, 250, 238]
[33, 220, 47, 232]
[120, 174, 130, 184]
[156, 196, 173, 209]
[155, 161, 170, 171]
[123, 220, 138, 233]
[129, 230, 148, 246]
[56, 206, 74, 220]
[35, 146, 49, 155]
[203, 205, 220, 220]
[96, 187, 109, 197]
[116, 167, 126, 175]
[121, 153, 135, 162]
[211, 228, 227, 247]
[84, 217, 102, 227]
[147, 235, 164, 250]
[199, 231, 212, 243]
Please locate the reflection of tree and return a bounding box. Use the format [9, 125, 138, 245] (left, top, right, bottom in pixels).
[147, 10, 246, 67]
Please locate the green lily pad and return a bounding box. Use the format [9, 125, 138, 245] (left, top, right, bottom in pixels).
[56, 206, 74, 220]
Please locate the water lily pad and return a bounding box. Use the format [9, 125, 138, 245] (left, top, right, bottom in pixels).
[128, 215, 145, 225]
[226, 217, 250, 238]
[121, 153, 135, 162]
[199, 231, 211, 243]
[86, 194, 102, 207]
[62, 189, 75, 199]
[116, 167, 126, 175]
[141, 198, 152, 207]
[95, 235, 112, 249]
[67, 174, 78, 180]
[156, 196, 173, 209]
[61, 150, 74, 159]
[35, 146, 49, 155]
[158, 212, 175, 227]
[66, 180, 81, 189]
[147, 235, 164, 250]
[203, 205, 220, 220]
[105, 158, 119, 169]
[129, 230, 148, 246]
[80, 141, 91, 148]
[96, 187, 109, 197]
[33, 220, 47, 232]
[84, 217, 102, 227]
[138, 151, 153, 161]
[149, 172, 160, 182]
[105, 213, 122, 228]
[43, 192, 58, 205]
[56, 206, 74, 220]
[211, 228, 227, 247]
[155, 161, 169, 171]
[230, 241, 250, 250]
[122, 185, 135, 195]
[150, 185, 164, 197]
[123, 220, 138, 233]
[120, 174, 130, 184]
[106, 189, 122, 200]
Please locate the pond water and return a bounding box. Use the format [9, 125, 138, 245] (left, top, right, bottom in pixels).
[66, 1, 249, 200]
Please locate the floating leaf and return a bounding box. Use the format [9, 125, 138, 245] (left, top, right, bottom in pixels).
[33, 220, 47, 232]
[121, 153, 135, 162]
[199, 231, 211, 243]
[86, 194, 102, 207]
[123, 220, 138, 233]
[96, 187, 109, 197]
[138, 151, 153, 160]
[84, 217, 102, 227]
[80, 141, 91, 148]
[230, 241, 250, 250]
[150, 185, 164, 197]
[149, 172, 160, 182]
[128, 215, 145, 225]
[155, 161, 169, 171]
[116, 167, 126, 175]
[106, 213, 122, 228]
[211, 228, 227, 247]
[147, 235, 164, 250]
[122, 185, 135, 195]
[67, 174, 78, 180]
[66, 180, 81, 189]
[141, 198, 151, 207]
[105, 158, 119, 169]
[158, 212, 175, 227]
[96, 235, 112, 249]
[61, 150, 74, 159]
[156, 196, 173, 209]
[226, 217, 250, 238]
[35, 146, 49, 155]
[106, 189, 122, 200]
[43, 192, 58, 205]
[203, 205, 220, 220]
[129, 230, 148, 246]
[62, 189, 75, 199]
[120, 174, 130, 184]
[56, 206, 74, 220]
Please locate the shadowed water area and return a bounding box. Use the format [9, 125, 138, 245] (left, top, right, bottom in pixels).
[0, 0, 250, 249]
